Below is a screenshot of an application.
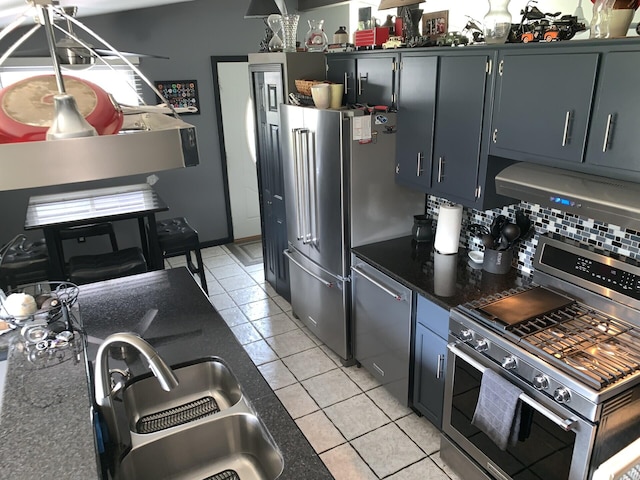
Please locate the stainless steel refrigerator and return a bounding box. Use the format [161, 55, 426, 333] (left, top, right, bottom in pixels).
[280, 104, 425, 363]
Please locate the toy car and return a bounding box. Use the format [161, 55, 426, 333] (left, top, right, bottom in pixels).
[382, 36, 405, 49]
[436, 32, 469, 47]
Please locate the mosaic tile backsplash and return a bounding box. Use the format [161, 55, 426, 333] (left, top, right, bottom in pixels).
[426, 195, 640, 277]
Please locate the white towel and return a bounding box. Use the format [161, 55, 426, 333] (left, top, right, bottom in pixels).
[471, 369, 523, 451]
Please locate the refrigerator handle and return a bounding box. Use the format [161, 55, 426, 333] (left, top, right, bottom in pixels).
[306, 130, 318, 244]
[284, 249, 333, 288]
[292, 128, 305, 241]
[300, 128, 311, 244]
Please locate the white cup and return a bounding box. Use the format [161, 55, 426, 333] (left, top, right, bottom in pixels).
[311, 84, 331, 109]
[330, 83, 344, 109]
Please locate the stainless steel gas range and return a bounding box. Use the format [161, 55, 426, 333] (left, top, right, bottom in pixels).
[441, 233, 640, 480]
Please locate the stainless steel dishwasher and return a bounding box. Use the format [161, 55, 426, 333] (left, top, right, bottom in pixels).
[351, 255, 412, 405]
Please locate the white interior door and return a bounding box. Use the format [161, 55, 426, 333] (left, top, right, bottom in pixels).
[218, 62, 261, 240]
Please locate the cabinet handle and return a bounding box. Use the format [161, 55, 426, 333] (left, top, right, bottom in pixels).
[436, 354, 444, 379]
[486, 58, 492, 74]
[358, 73, 367, 96]
[498, 60, 504, 76]
[351, 266, 404, 301]
[395, 163, 400, 175]
[492, 129, 498, 144]
[437, 157, 444, 183]
[416, 152, 424, 177]
[343, 72, 349, 94]
[373, 362, 385, 377]
[602, 114, 613, 153]
[562, 111, 571, 147]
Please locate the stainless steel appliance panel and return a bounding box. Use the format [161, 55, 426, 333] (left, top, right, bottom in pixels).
[352, 256, 412, 404]
[349, 112, 426, 248]
[285, 247, 349, 360]
[302, 107, 349, 277]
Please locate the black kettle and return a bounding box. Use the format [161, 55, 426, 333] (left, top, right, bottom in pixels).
[412, 214, 434, 243]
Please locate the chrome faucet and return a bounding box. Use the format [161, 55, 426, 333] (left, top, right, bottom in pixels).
[94, 332, 179, 449]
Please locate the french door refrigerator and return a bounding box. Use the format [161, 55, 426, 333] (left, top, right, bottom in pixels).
[280, 104, 425, 363]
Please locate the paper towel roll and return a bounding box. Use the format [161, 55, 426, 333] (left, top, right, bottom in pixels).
[434, 204, 463, 254]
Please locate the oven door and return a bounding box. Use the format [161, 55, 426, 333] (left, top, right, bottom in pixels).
[442, 341, 596, 480]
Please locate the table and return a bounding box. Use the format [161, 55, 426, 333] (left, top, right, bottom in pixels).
[24, 183, 168, 280]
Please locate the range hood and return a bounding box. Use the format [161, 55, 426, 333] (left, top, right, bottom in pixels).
[495, 163, 640, 231]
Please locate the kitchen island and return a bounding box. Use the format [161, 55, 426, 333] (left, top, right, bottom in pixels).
[0, 268, 331, 479]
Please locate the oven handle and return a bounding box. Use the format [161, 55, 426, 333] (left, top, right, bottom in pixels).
[448, 344, 577, 432]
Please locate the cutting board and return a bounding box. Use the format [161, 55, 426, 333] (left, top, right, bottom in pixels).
[479, 287, 574, 326]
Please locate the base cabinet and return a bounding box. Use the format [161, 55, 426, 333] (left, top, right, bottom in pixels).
[352, 257, 412, 405]
[413, 295, 449, 428]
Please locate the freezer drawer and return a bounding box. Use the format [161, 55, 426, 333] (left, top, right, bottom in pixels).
[351, 257, 412, 405]
[284, 248, 350, 361]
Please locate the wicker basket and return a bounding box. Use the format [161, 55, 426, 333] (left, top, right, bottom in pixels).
[295, 79, 324, 97]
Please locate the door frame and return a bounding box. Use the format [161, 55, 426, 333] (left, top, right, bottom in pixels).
[210, 55, 249, 243]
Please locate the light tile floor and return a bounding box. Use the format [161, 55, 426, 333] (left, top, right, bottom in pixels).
[167, 244, 461, 480]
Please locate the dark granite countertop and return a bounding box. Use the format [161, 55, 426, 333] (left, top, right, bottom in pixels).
[352, 236, 531, 310]
[79, 267, 332, 480]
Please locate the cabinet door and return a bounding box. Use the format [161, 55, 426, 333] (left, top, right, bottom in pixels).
[586, 51, 640, 172]
[431, 55, 489, 203]
[355, 55, 397, 107]
[413, 322, 447, 429]
[326, 56, 356, 105]
[352, 260, 412, 404]
[252, 69, 290, 301]
[395, 55, 437, 191]
[490, 52, 598, 164]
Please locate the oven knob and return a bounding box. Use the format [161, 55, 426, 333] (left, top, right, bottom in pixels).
[533, 374, 550, 390]
[501, 356, 517, 370]
[475, 339, 489, 352]
[554, 387, 571, 404]
[460, 329, 473, 342]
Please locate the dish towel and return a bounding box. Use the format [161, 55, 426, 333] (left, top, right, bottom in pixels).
[472, 369, 524, 451]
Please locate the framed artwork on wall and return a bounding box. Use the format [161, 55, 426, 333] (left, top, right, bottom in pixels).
[154, 79, 199, 114]
[422, 10, 449, 39]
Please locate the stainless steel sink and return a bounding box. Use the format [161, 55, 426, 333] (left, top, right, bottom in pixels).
[122, 357, 242, 437]
[116, 412, 284, 480]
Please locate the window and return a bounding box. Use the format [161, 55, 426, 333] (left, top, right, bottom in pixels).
[0, 59, 143, 106]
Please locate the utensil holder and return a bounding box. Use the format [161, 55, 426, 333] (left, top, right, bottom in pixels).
[483, 248, 513, 274]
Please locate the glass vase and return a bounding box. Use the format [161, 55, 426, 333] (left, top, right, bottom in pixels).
[483, 0, 512, 44]
[590, 0, 615, 38]
[305, 19, 328, 52]
[281, 14, 299, 53]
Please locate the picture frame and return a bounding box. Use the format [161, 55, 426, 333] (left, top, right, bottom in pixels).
[154, 79, 199, 114]
[422, 10, 449, 39]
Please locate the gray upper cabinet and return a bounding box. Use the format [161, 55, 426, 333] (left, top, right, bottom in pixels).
[585, 50, 640, 173]
[326, 53, 397, 107]
[431, 54, 492, 204]
[490, 51, 599, 165]
[395, 54, 437, 190]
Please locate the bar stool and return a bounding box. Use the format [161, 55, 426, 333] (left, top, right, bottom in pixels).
[155, 217, 208, 294]
[67, 247, 147, 285]
[0, 238, 50, 290]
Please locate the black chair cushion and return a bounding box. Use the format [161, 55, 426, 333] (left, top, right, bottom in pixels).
[156, 217, 199, 253]
[68, 247, 147, 284]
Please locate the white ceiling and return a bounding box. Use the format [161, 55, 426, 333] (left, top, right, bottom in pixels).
[0, 0, 196, 25]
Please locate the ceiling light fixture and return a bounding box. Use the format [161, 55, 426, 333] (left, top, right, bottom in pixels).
[0, 0, 199, 192]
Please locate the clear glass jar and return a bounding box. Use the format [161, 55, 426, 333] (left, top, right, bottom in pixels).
[281, 14, 300, 53]
[483, 0, 512, 44]
[305, 19, 328, 52]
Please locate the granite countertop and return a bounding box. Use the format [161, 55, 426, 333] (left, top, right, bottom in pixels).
[352, 236, 531, 310]
[0, 268, 331, 479]
[79, 267, 331, 480]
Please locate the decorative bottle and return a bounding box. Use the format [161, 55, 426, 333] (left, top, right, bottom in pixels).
[305, 19, 328, 52]
[333, 26, 348, 44]
[483, 0, 512, 44]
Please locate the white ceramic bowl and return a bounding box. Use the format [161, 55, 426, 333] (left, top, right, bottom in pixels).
[310, 84, 331, 109]
[468, 250, 484, 264]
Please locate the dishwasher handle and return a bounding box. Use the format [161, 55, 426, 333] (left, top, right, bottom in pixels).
[351, 265, 404, 301]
